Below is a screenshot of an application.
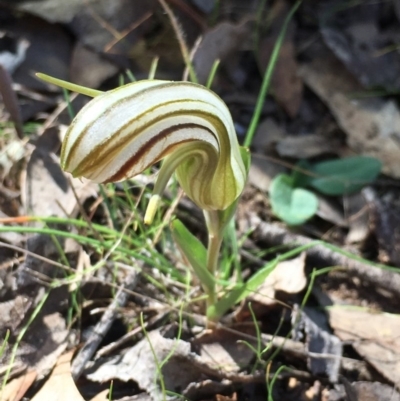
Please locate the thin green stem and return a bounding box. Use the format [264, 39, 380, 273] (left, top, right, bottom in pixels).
[148, 56, 159, 80]
[206, 232, 223, 306]
[206, 59, 221, 89]
[204, 210, 224, 326]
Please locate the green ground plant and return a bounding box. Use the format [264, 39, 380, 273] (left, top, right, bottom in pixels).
[269, 156, 382, 225]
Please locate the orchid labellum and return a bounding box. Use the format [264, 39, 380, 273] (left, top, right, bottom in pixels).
[37, 75, 247, 225]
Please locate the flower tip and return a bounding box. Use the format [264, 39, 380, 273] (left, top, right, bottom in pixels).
[144, 194, 161, 225]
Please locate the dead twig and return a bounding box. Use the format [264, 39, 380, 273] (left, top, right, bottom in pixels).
[104, 11, 153, 53]
[158, 0, 198, 82]
[95, 309, 170, 358]
[249, 213, 400, 295]
[166, 0, 206, 29]
[71, 266, 140, 380]
[217, 324, 369, 381]
[185, 351, 313, 383]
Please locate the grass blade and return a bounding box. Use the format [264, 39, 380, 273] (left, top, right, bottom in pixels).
[244, 0, 302, 147]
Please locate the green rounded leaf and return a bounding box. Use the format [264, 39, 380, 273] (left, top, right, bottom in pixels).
[269, 174, 318, 225]
[310, 156, 382, 195]
[292, 159, 313, 188]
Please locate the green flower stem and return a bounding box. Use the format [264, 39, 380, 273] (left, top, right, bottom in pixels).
[204, 210, 224, 326]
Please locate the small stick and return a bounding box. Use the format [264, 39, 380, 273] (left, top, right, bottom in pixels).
[71, 267, 140, 380]
[158, 0, 198, 83]
[217, 324, 368, 380]
[95, 309, 170, 358]
[249, 213, 400, 295]
[185, 351, 313, 383]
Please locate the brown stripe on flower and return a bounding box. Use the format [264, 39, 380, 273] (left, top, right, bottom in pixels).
[78, 100, 202, 168]
[104, 123, 216, 183]
[72, 107, 223, 177]
[63, 82, 206, 168]
[180, 152, 214, 206]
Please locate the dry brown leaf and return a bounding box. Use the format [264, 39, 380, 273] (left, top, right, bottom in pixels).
[329, 308, 400, 384]
[31, 350, 84, 401]
[320, 4, 400, 91]
[21, 128, 97, 218]
[0, 309, 69, 401]
[10, 0, 86, 24]
[259, 38, 303, 118]
[33, 312, 69, 374]
[192, 20, 251, 84]
[362, 188, 400, 267]
[249, 253, 307, 306]
[345, 192, 370, 244]
[258, 0, 302, 119]
[9, 16, 72, 93]
[0, 139, 26, 182]
[352, 381, 400, 401]
[70, 42, 118, 88]
[86, 329, 200, 400]
[276, 134, 340, 159]
[295, 308, 342, 383]
[341, 376, 400, 401]
[248, 118, 287, 192]
[88, 389, 109, 401]
[251, 118, 285, 154]
[300, 56, 400, 178]
[316, 196, 347, 227]
[192, 327, 256, 373]
[215, 393, 237, 401]
[0, 310, 69, 393]
[248, 155, 286, 192]
[1, 370, 37, 401]
[0, 295, 30, 334]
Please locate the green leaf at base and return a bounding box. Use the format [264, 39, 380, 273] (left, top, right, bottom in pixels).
[207, 258, 278, 321]
[171, 219, 214, 292]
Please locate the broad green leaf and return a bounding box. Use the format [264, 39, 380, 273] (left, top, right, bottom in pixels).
[207, 258, 279, 321]
[269, 174, 318, 225]
[208, 242, 316, 321]
[292, 159, 313, 188]
[171, 219, 214, 292]
[310, 156, 381, 195]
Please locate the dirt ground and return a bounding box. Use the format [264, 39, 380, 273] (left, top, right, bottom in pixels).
[0, 0, 400, 400]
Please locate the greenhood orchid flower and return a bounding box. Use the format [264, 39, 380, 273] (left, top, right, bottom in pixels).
[37, 75, 247, 224]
